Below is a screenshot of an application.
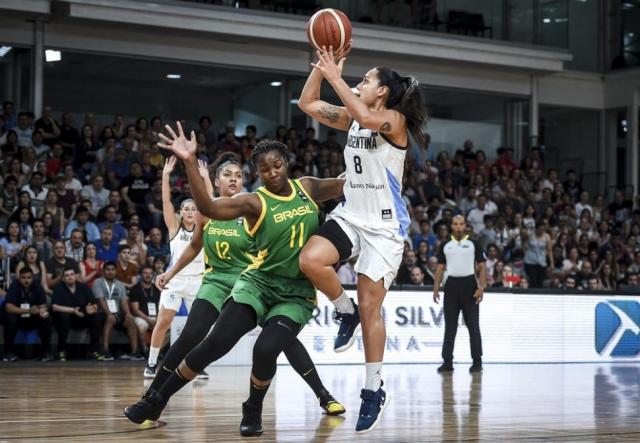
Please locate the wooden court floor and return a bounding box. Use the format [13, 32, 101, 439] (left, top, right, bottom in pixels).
[1, 362, 639, 442]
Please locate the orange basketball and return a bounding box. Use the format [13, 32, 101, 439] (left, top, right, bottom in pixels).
[307, 8, 352, 52]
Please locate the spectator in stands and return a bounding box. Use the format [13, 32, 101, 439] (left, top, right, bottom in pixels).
[563, 275, 578, 290]
[145, 178, 164, 228]
[146, 227, 170, 265]
[423, 256, 438, 285]
[467, 194, 495, 233]
[81, 174, 110, 216]
[34, 106, 60, 147]
[16, 245, 51, 295]
[587, 275, 600, 291]
[129, 265, 160, 355]
[2, 100, 16, 129]
[0, 221, 27, 265]
[62, 164, 82, 194]
[64, 206, 100, 243]
[197, 115, 217, 149]
[53, 175, 77, 220]
[21, 170, 48, 211]
[65, 229, 85, 262]
[0, 175, 18, 228]
[2, 267, 53, 362]
[409, 266, 425, 285]
[121, 223, 147, 267]
[619, 272, 640, 290]
[95, 227, 118, 262]
[51, 266, 101, 360]
[38, 189, 65, 239]
[79, 243, 103, 288]
[396, 250, 418, 285]
[98, 204, 127, 242]
[58, 112, 79, 154]
[75, 124, 98, 181]
[121, 162, 152, 222]
[12, 111, 33, 148]
[115, 244, 138, 289]
[31, 218, 53, 261]
[45, 240, 80, 290]
[92, 261, 142, 361]
[522, 221, 554, 288]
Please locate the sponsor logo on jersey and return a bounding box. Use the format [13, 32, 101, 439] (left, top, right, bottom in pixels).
[381, 209, 392, 220]
[347, 134, 377, 150]
[273, 205, 313, 223]
[208, 226, 240, 237]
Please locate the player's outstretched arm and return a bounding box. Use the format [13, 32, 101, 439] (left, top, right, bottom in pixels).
[313, 47, 405, 138]
[158, 122, 262, 223]
[299, 176, 346, 203]
[298, 44, 352, 131]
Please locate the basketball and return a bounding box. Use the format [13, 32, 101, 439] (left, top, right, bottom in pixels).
[307, 8, 352, 52]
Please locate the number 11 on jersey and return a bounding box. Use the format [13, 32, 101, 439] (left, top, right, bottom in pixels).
[290, 222, 305, 249]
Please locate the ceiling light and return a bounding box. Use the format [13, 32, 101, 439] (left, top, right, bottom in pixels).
[166, 74, 181, 79]
[270, 81, 282, 87]
[45, 50, 61, 62]
[0, 46, 12, 57]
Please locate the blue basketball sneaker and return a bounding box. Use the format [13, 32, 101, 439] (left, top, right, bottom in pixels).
[333, 299, 360, 352]
[355, 383, 389, 434]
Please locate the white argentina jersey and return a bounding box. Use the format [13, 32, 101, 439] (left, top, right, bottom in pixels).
[167, 225, 204, 277]
[339, 120, 410, 237]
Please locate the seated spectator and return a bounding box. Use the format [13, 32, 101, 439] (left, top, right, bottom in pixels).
[145, 178, 164, 228]
[21, 171, 48, 210]
[31, 218, 53, 261]
[151, 256, 166, 283]
[45, 240, 80, 289]
[62, 164, 82, 193]
[0, 175, 18, 228]
[577, 260, 595, 289]
[95, 227, 119, 262]
[64, 206, 100, 243]
[80, 174, 110, 216]
[412, 220, 436, 252]
[479, 215, 497, 249]
[467, 194, 495, 233]
[92, 261, 142, 360]
[115, 244, 139, 289]
[16, 245, 51, 295]
[563, 275, 579, 290]
[12, 206, 34, 243]
[146, 227, 170, 265]
[562, 247, 582, 277]
[409, 265, 425, 285]
[493, 264, 520, 288]
[129, 266, 161, 354]
[586, 275, 601, 291]
[53, 175, 77, 220]
[0, 221, 27, 266]
[415, 240, 430, 269]
[120, 162, 152, 219]
[34, 105, 60, 147]
[98, 204, 127, 242]
[107, 148, 131, 186]
[396, 250, 417, 285]
[65, 229, 85, 262]
[80, 243, 103, 288]
[12, 111, 33, 148]
[484, 244, 499, 286]
[120, 223, 147, 267]
[619, 272, 640, 290]
[337, 257, 357, 285]
[51, 267, 101, 360]
[38, 188, 66, 239]
[2, 267, 53, 362]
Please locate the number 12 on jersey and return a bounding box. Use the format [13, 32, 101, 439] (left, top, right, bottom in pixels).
[215, 241, 230, 259]
[290, 222, 305, 249]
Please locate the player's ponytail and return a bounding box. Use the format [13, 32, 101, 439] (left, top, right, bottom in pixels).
[376, 67, 428, 149]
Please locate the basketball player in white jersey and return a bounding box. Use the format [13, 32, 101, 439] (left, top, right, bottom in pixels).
[298, 45, 428, 433]
[145, 156, 212, 378]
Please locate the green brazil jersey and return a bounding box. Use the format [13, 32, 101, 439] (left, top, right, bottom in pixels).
[243, 179, 319, 280]
[202, 217, 253, 274]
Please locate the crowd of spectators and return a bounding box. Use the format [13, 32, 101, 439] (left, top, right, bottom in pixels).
[0, 99, 639, 361]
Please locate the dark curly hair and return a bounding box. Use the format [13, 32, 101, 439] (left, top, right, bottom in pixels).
[250, 139, 288, 166]
[211, 152, 241, 177]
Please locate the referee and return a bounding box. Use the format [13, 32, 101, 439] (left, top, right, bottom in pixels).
[433, 215, 486, 373]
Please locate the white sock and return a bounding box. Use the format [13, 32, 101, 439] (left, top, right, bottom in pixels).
[148, 346, 160, 366]
[365, 362, 382, 391]
[332, 290, 355, 314]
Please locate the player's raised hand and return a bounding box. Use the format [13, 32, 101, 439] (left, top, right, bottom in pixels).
[158, 121, 197, 161]
[163, 155, 177, 176]
[197, 159, 209, 179]
[311, 45, 346, 82]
